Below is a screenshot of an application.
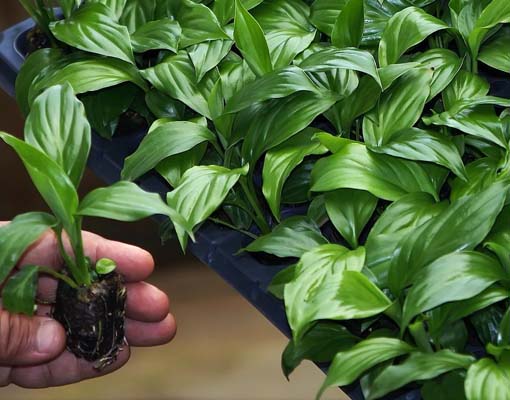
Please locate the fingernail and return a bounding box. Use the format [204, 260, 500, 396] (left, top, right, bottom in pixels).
[36, 319, 61, 354]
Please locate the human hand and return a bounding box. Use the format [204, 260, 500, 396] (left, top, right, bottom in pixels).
[0, 226, 176, 388]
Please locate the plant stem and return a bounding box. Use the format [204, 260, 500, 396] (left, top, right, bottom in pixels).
[240, 177, 271, 234]
[38, 266, 78, 289]
[409, 320, 434, 353]
[212, 140, 225, 159]
[71, 218, 91, 286]
[209, 218, 258, 240]
[56, 229, 76, 272]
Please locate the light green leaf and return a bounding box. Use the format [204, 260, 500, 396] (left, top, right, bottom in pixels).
[443, 70, 490, 110]
[50, 3, 135, 64]
[0, 213, 56, 284]
[479, 27, 510, 73]
[378, 61, 422, 90]
[325, 189, 378, 249]
[89, 0, 127, 20]
[25, 84, 91, 188]
[59, 0, 80, 18]
[465, 358, 510, 400]
[121, 120, 217, 181]
[188, 40, 233, 82]
[244, 216, 328, 258]
[378, 7, 448, 67]
[331, 0, 364, 48]
[262, 128, 327, 220]
[119, 0, 155, 33]
[234, 0, 272, 76]
[2, 266, 39, 316]
[318, 338, 415, 397]
[131, 19, 181, 53]
[366, 350, 475, 400]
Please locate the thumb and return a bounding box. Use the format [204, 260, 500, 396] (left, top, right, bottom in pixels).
[0, 310, 66, 366]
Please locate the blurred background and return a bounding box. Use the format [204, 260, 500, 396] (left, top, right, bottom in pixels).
[0, 2, 345, 399]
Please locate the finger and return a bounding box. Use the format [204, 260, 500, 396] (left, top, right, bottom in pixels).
[8, 346, 130, 388]
[125, 282, 169, 322]
[17, 230, 61, 270]
[0, 311, 65, 366]
[125, 314, 176, 347]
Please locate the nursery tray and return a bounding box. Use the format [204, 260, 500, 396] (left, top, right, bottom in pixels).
[3, 16, 509, 400]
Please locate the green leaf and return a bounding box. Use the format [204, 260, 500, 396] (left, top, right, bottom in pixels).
[25, 84, 91, 188]
[378, 62, 422, 90]
[422, 371, 467, 400]
[252, 0, 317, 69]
[119, 0, 155, 33]
[141, 52, 214, 118]
[0, 133, 78, 230]
[122, 120, 216, 181]
[282, 322, 358, 378]
[465, 358, 510, 400]
[15, 48, 64, 116]
[401, 252, 506, 328]
[324, 189, 378, 249]
[30, 57, 148, 101]
[167, 165, 249, 250]
[2, 266, 39, 316]
[50, 3, 135, 64]
[331, 0, 364, 48]
[389, 182, 507, 295]
[479, 27, 510, 73]
[269, 264, 297, 299]
[443, 70, 490, 110]
[244, 216, 328, 258]
[89, 0, 127, 20]
[59, 0, 80, 18]
[365, 350, 475, 400]
[131, 19, 181, 53]
[188, 40, 233, 82]
[486, 206, 510, 275]
[213, 0, 263, 25]
[0, 213, 56, 284]
[262, 128, 327, 220]
[318, 338, 415, 397]
[224, 66, 321, 114]
[370, 128, 467, 180]
[311, 139, 441, 202]
[95, 258, 117, 275]
[378, 7, 448, 67]
[299, 47, 382, 87]
[234, 0, 273, 76]
[157, 144, 207, 188]
[363, 68, 433, 147]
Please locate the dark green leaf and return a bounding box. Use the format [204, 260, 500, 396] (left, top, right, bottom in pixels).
[188, 39, 233, 82]
[331, 0, 364, 48]
[421, 371, 467, 400]
[157, 144, 207, 188]
[2, 266, 39, 316]
[479, 27, 510, 73]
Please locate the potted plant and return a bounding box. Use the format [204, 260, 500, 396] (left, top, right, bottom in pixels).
[0, 0, 510, 398]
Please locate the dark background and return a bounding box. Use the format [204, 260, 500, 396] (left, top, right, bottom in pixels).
[0, 2, 344, 399]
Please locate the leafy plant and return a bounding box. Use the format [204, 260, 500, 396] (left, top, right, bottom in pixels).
[11, 0, 510, 397]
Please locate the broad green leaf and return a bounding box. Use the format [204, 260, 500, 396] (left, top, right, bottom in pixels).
[389, 183, 507, 295]
[262, 128, 327, 220]
[370, 128, 467, 180]
[479, 27, 510, 73]
[282, 322, 358, 378]
[121, 121, 217, 181]
[59, 0, 80, 18]
[331, 0, 364, 48]
[324, 189, 378, 249]
[252, 0, 317, 69]
[468, 0, 510, 59]
[25, 84, 91, 188]
[378, 62, 422, 90]
[145, 88, 185, 120]
[0, 133, 78, 231]
[378, 7, 448, 67]
[363, 68, 433, 146]
[244, 216, 328, 258]
[217, 53, 256, 102]
[141, 52, 214, 118]
[188, 40, 233, 82]
[311, 139, 440, 201]
[234, 0, 272, 76]
[224, 66, 320, 114]
[78, 181, 190, 232]
[167, 165, 249, 249]
[0, 213, 56, 284]
[157, 144, 207, 188]
[89, 0, 127, 19]
[15, 48, 64, 116]
[213, 0, 263, 25]
[131, 19, 181, 53]
[2, 266, 39, 316]
[119, 0, 155, 33]
[465, 358, 510, 400]
[443, 70, 490, 110]
[29, 57, 148, 101]
[422, 371, 468, 400]
[448, 0, 489, 40]
[318, 338, 415, 397]
[365, 351, 475, 400]
[240, 92, 337, 163]
[50, 3, 135, 64]
[299, 47, 382, 87]
[281, 159, 315, 204]
[401, 252, 506, 328]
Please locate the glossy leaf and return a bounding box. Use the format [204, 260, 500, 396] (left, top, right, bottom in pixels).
[244, 216, 328, 258]
[465, 358, 510, 400]
[188, 40, 233, 82]
[50, 3, 135, 64]
[479, 27, 510, 73]
[2, 266, 39, 316]
[25, 84, 91, 188]
[131, 19, 181, 53]
[90, 0, 127, 19]
[213, 0, 263, 25]
[119, 0, 155, 33]
[157, 144, 207, 188]
[331, 0, 364, 48]
[121, 121, 217, 181]
[443, 70, 490, 110]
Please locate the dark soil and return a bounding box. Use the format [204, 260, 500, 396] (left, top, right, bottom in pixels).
[52, 272, 127, 370]
[25, 27, 51, 55]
